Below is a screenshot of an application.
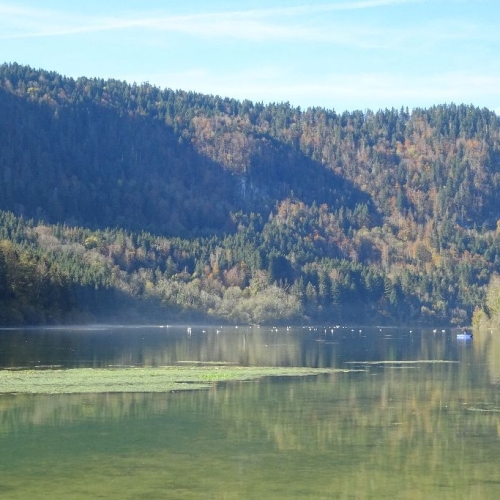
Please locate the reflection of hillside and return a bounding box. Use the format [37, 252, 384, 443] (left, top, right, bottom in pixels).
[221, 363, 499, 451]
[2, 361, 499, 444]
[0, 326, 464, 371]
[0, 327, 308, 369]
[472, 328, 500, 384]
[104, 327, 308, 367]
[2, 360, 500, 498]
[0, 392, 176, 433]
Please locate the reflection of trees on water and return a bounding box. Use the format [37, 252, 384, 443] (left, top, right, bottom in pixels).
[2, 359, 499, 442]
[472, 328, 500, 384]
[0, 326, 467, 370]
[2, 328, 500, 457]
[2, 352, 500, 498]
[222, 364, 500, 449]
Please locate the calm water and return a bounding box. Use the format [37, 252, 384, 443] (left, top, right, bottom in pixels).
[1, 325, 500, 499]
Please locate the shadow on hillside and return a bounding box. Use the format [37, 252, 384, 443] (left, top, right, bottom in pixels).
[0, 88, 379, 237]
[245, 133, 377, 217]
[0, 88, 241, 236]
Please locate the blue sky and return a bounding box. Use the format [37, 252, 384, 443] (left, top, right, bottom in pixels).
[1, 0, 499, 113]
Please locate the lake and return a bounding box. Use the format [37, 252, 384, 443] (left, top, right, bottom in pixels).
[1, 325, 500, 499]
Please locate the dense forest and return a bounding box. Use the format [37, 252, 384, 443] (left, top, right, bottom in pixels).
[1, 62, 500, 326]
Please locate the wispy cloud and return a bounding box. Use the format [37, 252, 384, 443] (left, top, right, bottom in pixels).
[0, 4, 146, 39]
[1, 0, 496, 57]
[0, 0, 425, 41]
[206, 0, 425, 18]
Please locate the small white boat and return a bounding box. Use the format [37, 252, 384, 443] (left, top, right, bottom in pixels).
[457, 332, 473, 340]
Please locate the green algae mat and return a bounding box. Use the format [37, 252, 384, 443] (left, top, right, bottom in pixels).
[0, 365, 346, 394]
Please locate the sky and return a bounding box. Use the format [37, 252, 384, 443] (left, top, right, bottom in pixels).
[1, 0, 499, 113]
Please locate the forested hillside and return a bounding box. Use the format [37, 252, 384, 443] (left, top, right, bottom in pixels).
[1, 62, 500, 326]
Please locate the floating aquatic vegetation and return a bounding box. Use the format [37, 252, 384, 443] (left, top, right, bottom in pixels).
[0, 366, 353, 395]
[345, 360, 459, 365]
[465, 403, 500, 413]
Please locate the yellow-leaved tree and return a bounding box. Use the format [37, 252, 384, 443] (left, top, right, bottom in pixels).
[472, 274, 500, 330]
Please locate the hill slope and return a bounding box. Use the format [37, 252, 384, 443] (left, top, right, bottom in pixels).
[1, 63, 500, 326]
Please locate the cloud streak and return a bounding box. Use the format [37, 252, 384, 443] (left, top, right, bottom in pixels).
[1, 0, 493, 59]
[0, 0, 425, 41]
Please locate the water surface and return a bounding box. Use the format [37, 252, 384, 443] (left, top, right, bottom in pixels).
[1, 325, 499, 499]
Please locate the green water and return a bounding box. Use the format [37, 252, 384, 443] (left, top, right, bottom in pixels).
[1, 326, 500, 499]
